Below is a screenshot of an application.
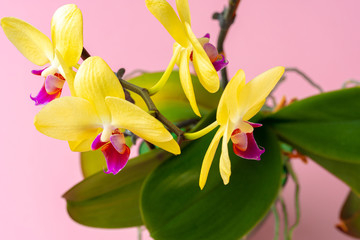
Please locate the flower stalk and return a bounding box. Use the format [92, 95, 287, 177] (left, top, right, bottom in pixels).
[213, 0, 242, 88]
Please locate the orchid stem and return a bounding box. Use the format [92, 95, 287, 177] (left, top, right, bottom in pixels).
[214, 0, 242, 88]
[117, 71, 184, 143]
[272, 203, 280, 240]
[184, 121, 218, 140]
[280, 195, 290, 240]
[285, 160, 301, 238]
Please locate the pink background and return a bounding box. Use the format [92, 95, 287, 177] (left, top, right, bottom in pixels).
[0, 0, 359, 239]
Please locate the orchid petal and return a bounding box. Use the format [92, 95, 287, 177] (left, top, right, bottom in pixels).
[55, 49, 76, 96]
[106, 97, 177, 147]
[74, 57, 124, 124]
[179, 48, 201, 116]
[233, 131, 264, 161]
[219, 121, 233, 185]
[176, 0, 191, 25]
[44, 75, 65, 94]
[102, 143, 130, 175]
[212, 55, 229, 71]
[145, 0, 189, 47]
[110, 133, 126, 153]
[217, 69, 246, 125]
[30, 84, 61, 105]
[243, 98, 266, 121]
[199, 125, 224, 189]
[146, 139, 181, 155]
[184, 22, 219, 93]
[91, 133, 107, 151]
[51, 4, 83, 67]
[1, 17, 53, 65]
[68, 136, 98, 152]
[34, 96, 101, 141]
[238, 66, 284, 117]
[203, 43, 218, 62]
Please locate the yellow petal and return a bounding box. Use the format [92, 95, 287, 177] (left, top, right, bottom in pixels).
[238, 66, 285, 117]
[105, 97, 174, 143]
[51, 4, 83, 67]
[176, 0, 191, 25]
[145, 0, 189, 47]
[149, 44, 181, 95]
[54, 50, 76, 96]
[184, 22, 219, 93]
[179, 48, 201, 116]
[219, 121, 233, 185]
[1, 17, 53, 65]
[74, 56, 124, 124]
[68, 137, 95, 152]
[149, 139, 181, 155]
[217, 69, 246, 125]
[199, 125, 224, 189]
[34, 97, 102, 141]
[243, 98, 266, 121]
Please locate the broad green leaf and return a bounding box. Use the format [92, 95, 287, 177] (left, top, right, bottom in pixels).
[140, 127, 282, 240]
[64, 149, 172, 228]
[337, 191, 360, 238]
[265, 88, 360, 164]
[265, 88, 360, 192]
[127, 71, 222, 122]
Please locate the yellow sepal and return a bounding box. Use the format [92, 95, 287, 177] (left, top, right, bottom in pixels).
[74, 56, 124, 124]
[1, 17, 53, 65]
[34, 97, 102, 141]
[145, 0, 189, 47]
[51, 4, 83, 67]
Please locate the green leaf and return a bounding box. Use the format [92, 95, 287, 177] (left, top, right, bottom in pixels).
[127, 71, 222, 122]
[64, 149, 172, 228]
[337, 191, 360, 238]
[81, 136, 132, 178]
[265, 88, 360, 193]
[140, 127, 282, 240]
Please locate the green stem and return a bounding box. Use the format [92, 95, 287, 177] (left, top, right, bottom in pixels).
[280, 196, 290, 240]
[184, 121, 218, 140]
[285, 160, 301, 238]
[271, 67, 323, 95]
[272, 203, 280, 240]
[214, 0, 242, 88]
[118, 77, 184, 143]
[137, 226, 142, 240]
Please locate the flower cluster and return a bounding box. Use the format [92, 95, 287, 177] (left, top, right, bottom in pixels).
[1, 0, 284, 189]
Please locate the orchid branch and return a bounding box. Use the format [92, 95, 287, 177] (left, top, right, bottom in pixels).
[213, 0, 242, 88]
[116, 69, 184, 144]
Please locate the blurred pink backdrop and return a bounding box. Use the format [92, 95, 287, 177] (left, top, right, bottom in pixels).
[0, 0, 359, 239]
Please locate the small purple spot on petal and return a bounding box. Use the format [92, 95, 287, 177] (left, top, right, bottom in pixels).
[30, 85, 61, 105]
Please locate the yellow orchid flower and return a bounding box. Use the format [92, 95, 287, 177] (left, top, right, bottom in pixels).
[34, 56, 180, 174]
[1, 4, 83, 105]
[145, 0, 228, 116]
[199, 66, 285, 189]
